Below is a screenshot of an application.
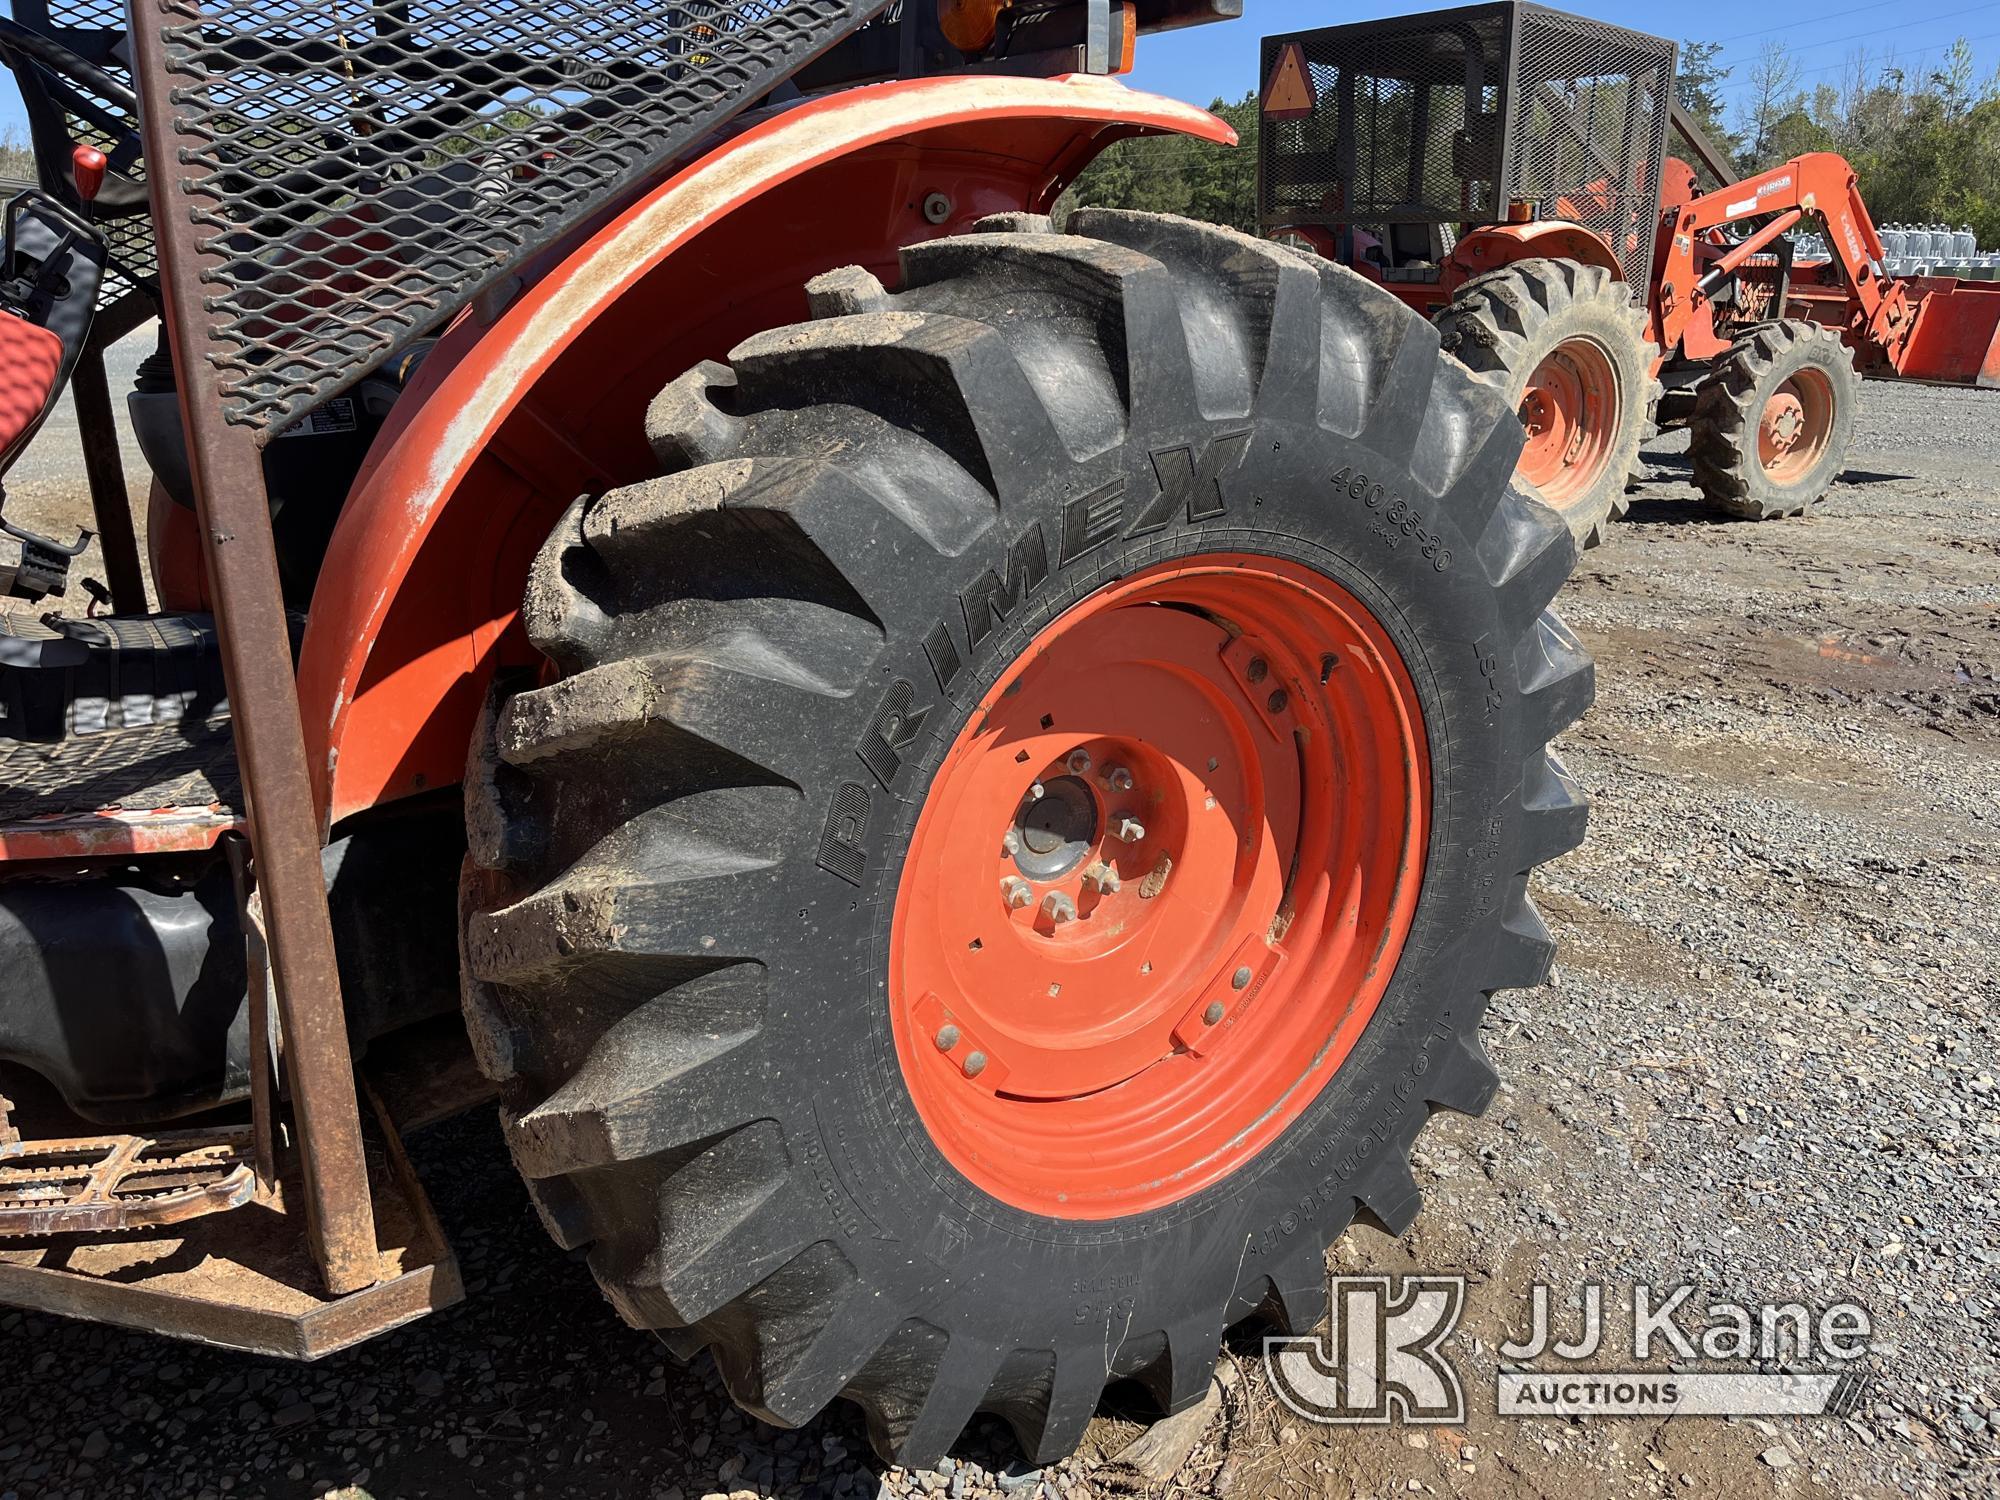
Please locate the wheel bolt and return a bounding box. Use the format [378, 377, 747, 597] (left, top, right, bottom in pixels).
[1002, 828, 1022, 856]
[1114, 817, 1145, 844]
[1232, 965, 1253, 989]
[1041, 891, 1077, 924]
[1084, 862, 1121, 895]
[1247, 656, 1269, 683]
[1001, 876, 1032, 909]
[1203, 1001, 1225, 1025]
[963, 1050, 988, 1077]
[935, 1024, 961, 1051]
[1066, 747, 1092, 775]
[1267, 689, 1289, 713]
[1105, 766, 1134, 792]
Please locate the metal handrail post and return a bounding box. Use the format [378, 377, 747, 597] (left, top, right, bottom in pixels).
[129, 1, 379, 1295]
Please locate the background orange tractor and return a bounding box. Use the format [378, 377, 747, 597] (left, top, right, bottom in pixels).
[0, 0, 1590, 1464]
[1259, 2, 2000, 547]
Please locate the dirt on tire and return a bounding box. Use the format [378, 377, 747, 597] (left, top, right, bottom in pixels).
[458, 213, 1592, 1468]
[1439, 256, 1658, 550]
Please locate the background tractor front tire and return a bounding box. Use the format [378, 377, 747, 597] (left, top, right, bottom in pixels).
[1690, 320, 1859, 519]
[461, 212, 1592, 1467]
[1439, 256, 1657, 549]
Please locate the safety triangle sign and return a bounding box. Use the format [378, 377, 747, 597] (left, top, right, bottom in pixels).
[1263, 42, 1315, 121]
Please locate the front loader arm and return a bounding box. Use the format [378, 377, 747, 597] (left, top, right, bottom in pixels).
[1657, 151, 1916, 365]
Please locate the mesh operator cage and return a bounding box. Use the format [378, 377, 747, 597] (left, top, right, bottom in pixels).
[1258, 2, 1675, 287]
[116, 0, 895, 436]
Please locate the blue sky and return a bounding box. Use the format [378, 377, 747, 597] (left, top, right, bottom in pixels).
[1129, 0, 2000, 119]
[3, 1, 1994, 140]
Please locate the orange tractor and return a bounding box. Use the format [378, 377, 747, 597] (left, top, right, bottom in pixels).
[0, 0, 1591, 1466]
[1259, 2, 2000, 546]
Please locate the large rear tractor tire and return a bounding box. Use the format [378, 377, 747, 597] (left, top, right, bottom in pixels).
[460, 212, 1592, 1467]
[1690, 320, 1858, 519]
[1438, 257, 1657, 548]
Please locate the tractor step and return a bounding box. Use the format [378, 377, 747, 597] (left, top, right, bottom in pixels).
[0, 1083, 462, 1359]
[0, 1123, 260, 1237]
[0, 610, 244, 859]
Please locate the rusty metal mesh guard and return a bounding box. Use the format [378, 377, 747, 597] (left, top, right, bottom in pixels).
[14, 0, 159, 297]
[151, 0, 884, 434]
[1505, 5, 1672, 282]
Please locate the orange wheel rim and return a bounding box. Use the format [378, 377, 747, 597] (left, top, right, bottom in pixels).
[1758, 370, 1834, 483]
[1517, 336, 1621, 504]
[888, 554, 1431, 1218]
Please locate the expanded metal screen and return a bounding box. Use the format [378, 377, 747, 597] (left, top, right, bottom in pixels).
[1259, 3, 1674, 284]
[1505, 5, 1673, 284]
[144, 0, 885, 435]
[1259, 9, 1508, 233]
[10, 0, 159, 298]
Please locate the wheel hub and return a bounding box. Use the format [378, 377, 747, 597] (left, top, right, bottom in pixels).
[1516, 336, 1621, 506]
[889, 553, 1431, 1218]
[1756, 371, 1836, 484]
[1011, 773, 1098, 880]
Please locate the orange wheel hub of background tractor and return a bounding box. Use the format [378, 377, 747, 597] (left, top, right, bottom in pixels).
[1517, 336, 1621, 504]
[1758, 369, 1836, 484]
[889, 554, 1430, 1218]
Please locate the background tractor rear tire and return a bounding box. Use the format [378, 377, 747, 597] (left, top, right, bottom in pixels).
[1439, 257, 1657, 549]
[461, 212, 1592, 1467]
[1690, 320, 1859, 519]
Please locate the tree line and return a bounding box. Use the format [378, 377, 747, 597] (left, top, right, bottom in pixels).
[1060, 35, 2000, 247]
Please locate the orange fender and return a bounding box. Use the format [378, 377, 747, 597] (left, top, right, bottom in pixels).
[297, 75, 1232, 832]
[1445, 221, 1626, 291]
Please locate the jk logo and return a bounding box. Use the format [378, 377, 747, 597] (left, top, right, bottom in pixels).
[1265, 1275, 1467, 1425]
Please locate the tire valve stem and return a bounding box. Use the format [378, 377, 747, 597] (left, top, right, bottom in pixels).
[1083, 862, 1120, 895]
[1114, 816, 1145, 844]
[1041, 891, 1077, 924]
[1001, 876, 1033, 909]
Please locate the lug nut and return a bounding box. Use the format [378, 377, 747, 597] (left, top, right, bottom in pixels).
[1041, 891, 1077, 924]
[1066, 747, 1092, 775]
[935, 1024, 961, 1051]
[963, 1050, 988, 1077]
[1203, 1002, 1225, 1025]
[1232, 965, 1253, 990]
[1084, 862, 1121, 895]
[1027, 781, 1046, 801]
[1001, 876, 1033, 909]
[1002, 828, 1022, 856]
[1114, 817, 1146, 844]
[1105, 766, 1134, 792]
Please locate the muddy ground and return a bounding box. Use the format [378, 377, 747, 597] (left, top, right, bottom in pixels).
[1, 366, 1996, 1500]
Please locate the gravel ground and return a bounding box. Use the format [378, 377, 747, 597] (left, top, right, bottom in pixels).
[2, 376, 1997, 1500]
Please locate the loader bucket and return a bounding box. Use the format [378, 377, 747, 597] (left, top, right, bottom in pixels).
[1892, 278, 2000, 387]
